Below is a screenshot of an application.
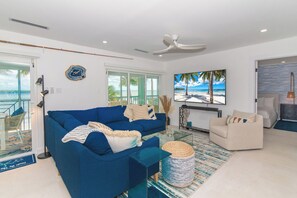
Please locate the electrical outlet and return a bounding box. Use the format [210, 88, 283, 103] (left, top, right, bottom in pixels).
[56, 88, 62, 94]
[50, 87, 55, 94]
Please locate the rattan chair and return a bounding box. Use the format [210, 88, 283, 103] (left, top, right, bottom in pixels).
[4, 112, 26, 143]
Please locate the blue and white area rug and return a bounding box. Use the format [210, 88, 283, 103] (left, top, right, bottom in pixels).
[120, 132, 233, 198]
[0, 154, 36, 173]
[0, 130, 32, 159]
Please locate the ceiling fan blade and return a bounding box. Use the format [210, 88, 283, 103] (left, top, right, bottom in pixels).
[176, 43, 206, 50]
[153, 45, 174, 55]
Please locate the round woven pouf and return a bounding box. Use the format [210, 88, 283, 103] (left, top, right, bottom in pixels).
[162, 141, 195, 187]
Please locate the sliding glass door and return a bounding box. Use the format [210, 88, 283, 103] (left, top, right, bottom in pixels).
[107, 72, 128, 106]
[107, 71, 160, 111]
[0, 61, 32, 160]
[130, 74, 145, 105]
[146, 75, 159, 112]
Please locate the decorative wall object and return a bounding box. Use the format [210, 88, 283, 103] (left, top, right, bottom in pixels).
[65, 65, 86, 81]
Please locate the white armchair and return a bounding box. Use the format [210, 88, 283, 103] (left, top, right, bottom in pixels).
[209, 112, 263, 151]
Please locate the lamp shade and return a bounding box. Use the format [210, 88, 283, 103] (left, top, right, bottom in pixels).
[40, 90, 49, 97]
[287, 91, 295, 99]
[37, 101, 44, 108]
[35, 77, 43, 85]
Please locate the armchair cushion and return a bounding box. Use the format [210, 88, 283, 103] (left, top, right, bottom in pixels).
[210, 126, 228, 138]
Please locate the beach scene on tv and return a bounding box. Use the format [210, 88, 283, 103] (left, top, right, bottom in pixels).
[174, 70, 226, 104]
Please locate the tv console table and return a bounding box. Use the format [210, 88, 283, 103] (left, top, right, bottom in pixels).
[179, 105, 222, 133]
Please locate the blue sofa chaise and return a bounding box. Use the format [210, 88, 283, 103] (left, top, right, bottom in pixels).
[45, 105, 166, 198]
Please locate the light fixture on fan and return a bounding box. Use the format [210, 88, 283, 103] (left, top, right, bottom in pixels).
[153, 34, 206, 55]
[287, 72, 295, 104]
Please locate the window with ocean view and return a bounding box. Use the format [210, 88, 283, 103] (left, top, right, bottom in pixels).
[0, 61, 32, 160]
[107, 71, 160, 111]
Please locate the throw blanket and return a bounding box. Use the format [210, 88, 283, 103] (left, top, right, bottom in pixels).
[62, 125, 98, 143]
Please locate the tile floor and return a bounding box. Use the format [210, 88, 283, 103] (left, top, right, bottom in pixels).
[0, 128, 296, 198]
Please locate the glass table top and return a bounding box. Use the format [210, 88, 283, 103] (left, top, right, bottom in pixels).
[129, 147, 171, 168]
[142, 127, 193, 146]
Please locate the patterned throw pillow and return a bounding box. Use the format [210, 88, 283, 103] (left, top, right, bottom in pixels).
[227, 115, 255, 124]
[88, 121, 112, 131]
[148, 105, 157, 120]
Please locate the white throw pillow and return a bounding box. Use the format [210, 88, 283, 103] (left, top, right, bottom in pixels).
[100, 129, 142, 153]
[257, 97, 265, 107]
[264, 97, 274, 109]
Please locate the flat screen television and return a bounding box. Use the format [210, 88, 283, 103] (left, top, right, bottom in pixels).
[174, 69, 226, 105]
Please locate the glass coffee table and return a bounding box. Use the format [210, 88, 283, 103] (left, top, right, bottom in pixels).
[143, 127, 193, 147]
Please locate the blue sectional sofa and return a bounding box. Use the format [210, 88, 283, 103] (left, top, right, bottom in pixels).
[45, 105, 166, 198]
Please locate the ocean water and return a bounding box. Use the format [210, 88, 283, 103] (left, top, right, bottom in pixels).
[0, 91, 30, 100]
[0, 91, 31, 114]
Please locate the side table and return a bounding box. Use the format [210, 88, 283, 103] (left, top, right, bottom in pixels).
[129, 147, 171, 198]
[280, 103, 297, 121]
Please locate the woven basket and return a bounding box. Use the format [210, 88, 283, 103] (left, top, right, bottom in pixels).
[162, 141, 195, 187]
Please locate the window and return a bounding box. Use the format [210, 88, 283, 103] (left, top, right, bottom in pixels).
[108, 72, 128, 106]
[107, 70, 160, 111]
[146, 75, 159, 112]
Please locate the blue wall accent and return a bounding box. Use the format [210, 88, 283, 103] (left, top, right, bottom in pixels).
[258, 63, 297, 103]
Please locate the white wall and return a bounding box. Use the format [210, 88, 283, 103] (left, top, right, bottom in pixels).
[0, 29, 166, 154]
[165, 36, 297, 128]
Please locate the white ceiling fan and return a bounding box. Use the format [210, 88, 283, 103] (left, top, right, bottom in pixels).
[153, 34, 206, 55]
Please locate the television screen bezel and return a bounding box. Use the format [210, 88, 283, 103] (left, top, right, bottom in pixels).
[173, 69, 227, 105]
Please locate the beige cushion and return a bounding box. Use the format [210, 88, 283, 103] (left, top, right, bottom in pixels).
[88, 121, 112, 131]
[210, 126, 228, 138]
[124, 104, 135, 120]
[132, 105, 150, 120]
[233, 110, 256, 122]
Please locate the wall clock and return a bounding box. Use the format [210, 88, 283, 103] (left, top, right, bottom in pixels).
[65, 65, 86, 81]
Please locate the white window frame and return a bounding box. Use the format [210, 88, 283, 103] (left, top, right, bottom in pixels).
[106, 68, 161, 106]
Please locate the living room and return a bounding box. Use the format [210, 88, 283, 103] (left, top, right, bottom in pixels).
[0, 1, 297, 198]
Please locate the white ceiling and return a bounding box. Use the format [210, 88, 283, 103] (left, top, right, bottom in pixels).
[1, 0, 297, 61]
